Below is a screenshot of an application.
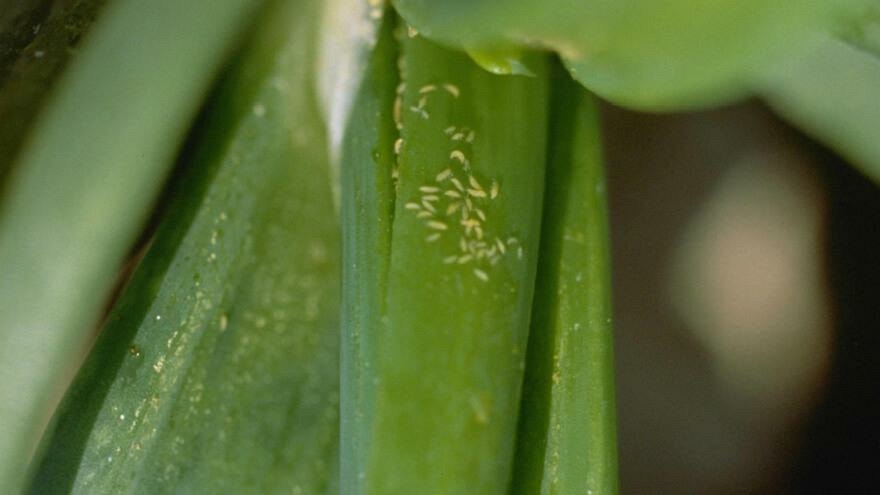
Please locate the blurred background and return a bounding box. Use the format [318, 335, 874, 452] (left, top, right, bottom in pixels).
[603, 100, 880, 494]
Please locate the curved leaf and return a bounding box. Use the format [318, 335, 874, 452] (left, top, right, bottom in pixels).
[760, 34, 880, 183]
[393, 0, 867, 110]
[29, 1, 340, 492]
[0, 0, 110, 188]
[0, 0, 263, 491]
[513, 65, 618, 494]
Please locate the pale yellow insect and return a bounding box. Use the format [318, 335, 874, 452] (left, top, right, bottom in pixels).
[443, 83, 460, 98]
[450, 150, 469, 166]
[427, 220, 448, 231]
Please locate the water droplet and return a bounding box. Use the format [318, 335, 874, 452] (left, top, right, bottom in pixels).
[466, 45, 535, 76]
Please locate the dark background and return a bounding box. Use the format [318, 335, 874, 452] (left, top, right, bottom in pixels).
[603, 101, 880, 494]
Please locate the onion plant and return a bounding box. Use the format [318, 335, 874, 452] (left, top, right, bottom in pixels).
[0, 0, 878, 493]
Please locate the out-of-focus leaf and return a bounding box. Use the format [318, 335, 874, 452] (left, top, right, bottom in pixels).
[354, 28, 550, 493]
[841, 4, 880, 56]
[28, 0, 340, 493]
[0, 0, 110, 188]
[339, 14, 397, 495]
[0, 0, 263, 491]
[513, 64, 618, 495]
[393, 0, 867, 110]
[760, 34, 880, 184]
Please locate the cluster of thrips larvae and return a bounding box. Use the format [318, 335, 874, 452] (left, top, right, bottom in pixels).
[393, 79, 524, 283]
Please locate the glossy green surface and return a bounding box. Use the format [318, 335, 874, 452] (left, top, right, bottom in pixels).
[3, 2, 629, 493]
[841, 4, 880, 55]
[28, 1, 340, 492]
[513, 67, 618, 495]
[339, 14, 397, 495]
[0, 0, 262, 491]
[355, 29, 551, 493]
[393, 0, 866, 110]
[761, 34, 880, 183]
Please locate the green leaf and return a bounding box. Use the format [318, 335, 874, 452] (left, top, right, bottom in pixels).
[840, 4, 880, 56]
[760, 34, 880, 183]
[393, 0, 867, 109]
[348, 26, 551, 493]
[0, 0, 264, 491]
[28, 0, 340, 492]
[513, 65, 618, 495]
[0, 0, 110, 188]
[338, 14, 398, 495]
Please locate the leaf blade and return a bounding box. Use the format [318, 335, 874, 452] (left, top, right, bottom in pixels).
[339, 13, 399, 495]
[760, 34, 880, 184]
[359, 30, 551, 494]
[393, 0, 867, 109]
[27, 1, 341, 492]
[513, 66, 618, 495]
[0, 0, 265, 490]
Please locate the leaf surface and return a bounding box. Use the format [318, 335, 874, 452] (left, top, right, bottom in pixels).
[760, 34, 880, 183]
[338, 13, 398, 495]
[0, 0, 109, 187]
[0, 0, 264, 491]
[393, 0, 867, 109]
[351, 27, 551, 494]
[513, 65, 618, 495]
[28, 1, 340, 492]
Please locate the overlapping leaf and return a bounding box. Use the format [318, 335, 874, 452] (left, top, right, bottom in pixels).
[393, 0, 869, 110]
[760, 34, 880, 183]
[0, 0, 263, 491]
[0, 0, 109, 187]
[344, 24, 553, 493]
[28, 0, 340, 492]
[513, 66, 617, 495]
